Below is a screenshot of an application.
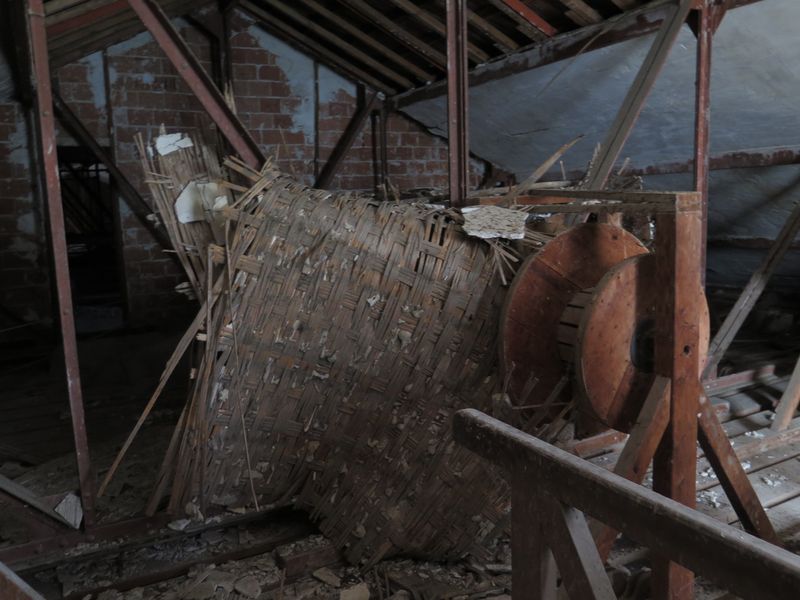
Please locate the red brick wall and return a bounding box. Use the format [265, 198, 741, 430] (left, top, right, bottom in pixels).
[0, 102, 51, 327]
[1, 8, 488, 329]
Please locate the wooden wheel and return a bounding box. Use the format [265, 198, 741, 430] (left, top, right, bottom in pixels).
[500, 224, 648, 423]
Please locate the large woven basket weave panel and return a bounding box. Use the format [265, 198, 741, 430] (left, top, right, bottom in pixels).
[173, 170, 512, 565]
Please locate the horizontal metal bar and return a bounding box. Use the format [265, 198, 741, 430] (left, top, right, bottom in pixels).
[453, 408, 800, 600]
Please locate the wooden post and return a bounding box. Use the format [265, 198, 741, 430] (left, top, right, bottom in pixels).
[652, 193, 703, 600]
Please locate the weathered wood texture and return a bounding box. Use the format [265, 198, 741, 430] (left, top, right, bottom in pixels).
[0, 562, 44, 600]
[454, 409, 800, 600]
[163, 163, 532, 564]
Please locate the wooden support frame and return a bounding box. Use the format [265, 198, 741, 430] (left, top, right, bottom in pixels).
[454, 409, 800, 600]
[125, 0, 265, 169]
[23, 0, 97, 528]
[314, 92, 381, 189]
[463, 190, 781, 598]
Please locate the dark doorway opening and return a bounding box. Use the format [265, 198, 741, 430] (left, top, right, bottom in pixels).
[58, 145, 126, 333]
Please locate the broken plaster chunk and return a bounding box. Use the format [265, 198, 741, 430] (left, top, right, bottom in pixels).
[54, 493, 83, 529]
[175, 180, 224, 224]
[167, 518, 192, 531]
[156, 132, 194, 156]
[340, 582, 370, 600]
[461, 205, 527, 240]
[312, 566, 342, 588]
[366, 293, 381, 307]
[234, 575, 262, 598]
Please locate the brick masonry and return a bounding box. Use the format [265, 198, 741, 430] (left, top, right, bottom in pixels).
[0, 8, 488, 330]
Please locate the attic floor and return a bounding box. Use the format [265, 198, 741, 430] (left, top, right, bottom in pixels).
[0, 335, 798, 599]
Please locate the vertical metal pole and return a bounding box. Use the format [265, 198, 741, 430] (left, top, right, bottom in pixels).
[693, 3, 713, 286]
[446, 0, 469, 207]
[652, 194, 704, 600]
[24, 0, 96, 527]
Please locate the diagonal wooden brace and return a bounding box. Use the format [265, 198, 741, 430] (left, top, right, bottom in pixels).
[697, 393, 781, 545]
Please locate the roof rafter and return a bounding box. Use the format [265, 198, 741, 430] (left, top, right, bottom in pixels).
[240, 0, 396, 94]
[492, 0, 558, 37]
[384, 0, 490, 64]
[255, 0, 414, 89]
[394, 0, 765, 108]
[295, 0, 436, 83]
[337, 0, 448, 71]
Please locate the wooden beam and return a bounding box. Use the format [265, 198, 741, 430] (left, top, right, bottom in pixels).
[297, 0, 436, 82]
[454, 409, 800, 600]
[491, 0, 557, 38]
[52, 93, 180, 263]
[126, 0, 264, 169]
[458, 5, 520, 54]
[511, 469, 557, 599]
[558, 0, 603, 26]
[583, 0, 694, 191]
[703, 201, 800, 378]
[338, 0, 448, 71]
[592, 376, 671, 558]
[772, 356, 800, 432]
[258, 0, 414, 89]
[0, 562, 45, 600]
[394, 0, 766, 108]
[545, 499, 616, 600]
[386, 0, 490, 64]
[315, 92, 381, 189]
[697, 394, 780, 544]
[446, 0, 469, 207]
[651, 190, 703, 599]
[240, 1, 396, 94]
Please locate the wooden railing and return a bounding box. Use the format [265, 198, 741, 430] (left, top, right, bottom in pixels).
[453, 408, 800, 600]
[0, 562, 44, 600]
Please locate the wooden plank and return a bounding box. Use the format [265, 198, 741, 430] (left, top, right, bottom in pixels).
[386, 0, 490, 64]
[583, 0, 694, 192]
[339, 0, 448, 70]
[557, 0, 603, 26]
[454, 409, 800, 600]
[545, 499, 616, 600]
[240, 1, 396, 94]
[651, 192, 703, 599]
[261, 0, 413, 89]
[511, 468, 557, 600]
[491, 0, 557, 38]
[772, 355, 800, 431]
[315, 92, 381, 189]
[0, 475, 76, 529]
[297, 0, 436, 82]
[697, 394, 781, 544]
[462, 6, 520, 53]
[0, 562, 44, 600]
[703, 202, 800, 378]
[593, 376, 670, 558]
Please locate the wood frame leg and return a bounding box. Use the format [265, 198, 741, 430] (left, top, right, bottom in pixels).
[592, 376, 671, 558]
[772, 355, 800, 432]
[697, 393, 781, 545]
[513, 466, 557, 600]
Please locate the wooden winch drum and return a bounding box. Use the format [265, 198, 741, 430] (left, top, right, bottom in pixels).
[501, 224, 709, 434]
